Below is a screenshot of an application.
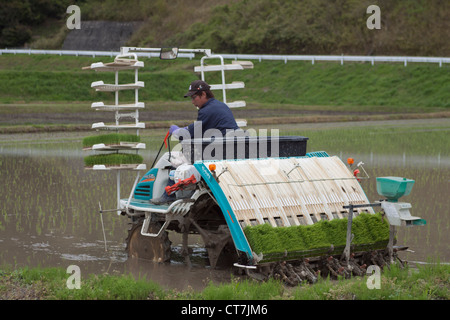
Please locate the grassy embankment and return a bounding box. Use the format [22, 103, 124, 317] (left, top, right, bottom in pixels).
[1, 262, 448, 300]
[0, 54, 448, 133]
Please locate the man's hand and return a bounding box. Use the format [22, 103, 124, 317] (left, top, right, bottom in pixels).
[169, 125, 180, 134]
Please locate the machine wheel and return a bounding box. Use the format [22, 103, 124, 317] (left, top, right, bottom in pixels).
[126, 220, 172, 263]
[188, 195, 238, 268]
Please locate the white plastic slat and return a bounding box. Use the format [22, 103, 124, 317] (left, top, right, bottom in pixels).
[227, 101, 246, 108]
[209, 81, 244, 90]
[194, 64, 244, 72]
[86, 142, 146, 151]
[210, 157, 372, 226]
[91, 102, 145, 111]
[89, 163, 147, 171]
[91, 81, 144, 91]
[91, 122, 145, 130]
[84, 60, 144, 71]
[236, 120, 247, 127]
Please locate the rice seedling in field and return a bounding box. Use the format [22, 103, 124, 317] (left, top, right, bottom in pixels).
[281, 123, 450, 158]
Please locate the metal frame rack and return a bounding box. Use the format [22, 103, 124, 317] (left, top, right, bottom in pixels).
[83, 53, 147, 214]
[194, 55, 253, 127]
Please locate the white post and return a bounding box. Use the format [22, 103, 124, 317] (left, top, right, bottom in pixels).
[135, 68, 139, 135]
[117, 170, 121, 215]
[115, 71, 119, 125]
[215, 55, 227, 103]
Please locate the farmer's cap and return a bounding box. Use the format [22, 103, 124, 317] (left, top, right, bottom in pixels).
[184, 80, 211, 97]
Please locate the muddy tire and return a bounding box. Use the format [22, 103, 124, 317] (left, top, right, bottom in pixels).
[188, 195, 238, 268]
[126, 221, 172, 263]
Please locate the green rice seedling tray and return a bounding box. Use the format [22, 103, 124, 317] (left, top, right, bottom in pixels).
[243, 213, 390, 263]
[82, 133, 140, 148]
[84, 153, 143, 167]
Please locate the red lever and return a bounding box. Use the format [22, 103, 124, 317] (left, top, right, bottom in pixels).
[163, 130, 170, 148]
[165, 174, 197, 195]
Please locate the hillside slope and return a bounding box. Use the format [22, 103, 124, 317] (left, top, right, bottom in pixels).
[5, 0, 449, 56]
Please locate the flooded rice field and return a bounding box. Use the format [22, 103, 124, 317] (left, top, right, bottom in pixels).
[0, 119, 449, 290]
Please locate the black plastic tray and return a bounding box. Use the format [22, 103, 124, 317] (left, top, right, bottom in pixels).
[181, 135, 309, 163]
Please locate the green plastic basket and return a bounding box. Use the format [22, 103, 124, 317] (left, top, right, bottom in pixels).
[376, 176, 415, 202]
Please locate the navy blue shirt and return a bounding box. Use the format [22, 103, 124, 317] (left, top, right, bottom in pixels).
[187, 98, 239, 138]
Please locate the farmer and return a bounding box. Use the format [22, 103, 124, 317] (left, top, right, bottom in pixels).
[151, 80, 240, 205]
[168, 80, 240, 139]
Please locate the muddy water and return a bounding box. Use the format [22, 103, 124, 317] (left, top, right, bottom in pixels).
[0, 121, 449, 291]
[0, 146, 233, 291]
[353, 164, 449, 264]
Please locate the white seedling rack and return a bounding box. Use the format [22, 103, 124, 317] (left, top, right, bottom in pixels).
[84, 54, 146, 132]
[194, 55, 253, 127]
[120, 47, 254, 127]
[83, 47, 253, 214]
[83, 53, 148, 213]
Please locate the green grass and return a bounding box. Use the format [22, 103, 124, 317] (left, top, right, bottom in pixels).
[1, 262, 449, 300]
[236, 61, 449, 109]
[83, 153, 143, 167]
[60, 272, 165, 300]
[290, 260, 450, 300]
[244, 213, 390, 261]
[0, 266, 165, 300]
[0, 55, 448, 110]
[82, 133, 140, 148]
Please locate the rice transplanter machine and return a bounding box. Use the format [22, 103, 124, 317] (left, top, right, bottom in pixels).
[82, 47, 425, 283]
